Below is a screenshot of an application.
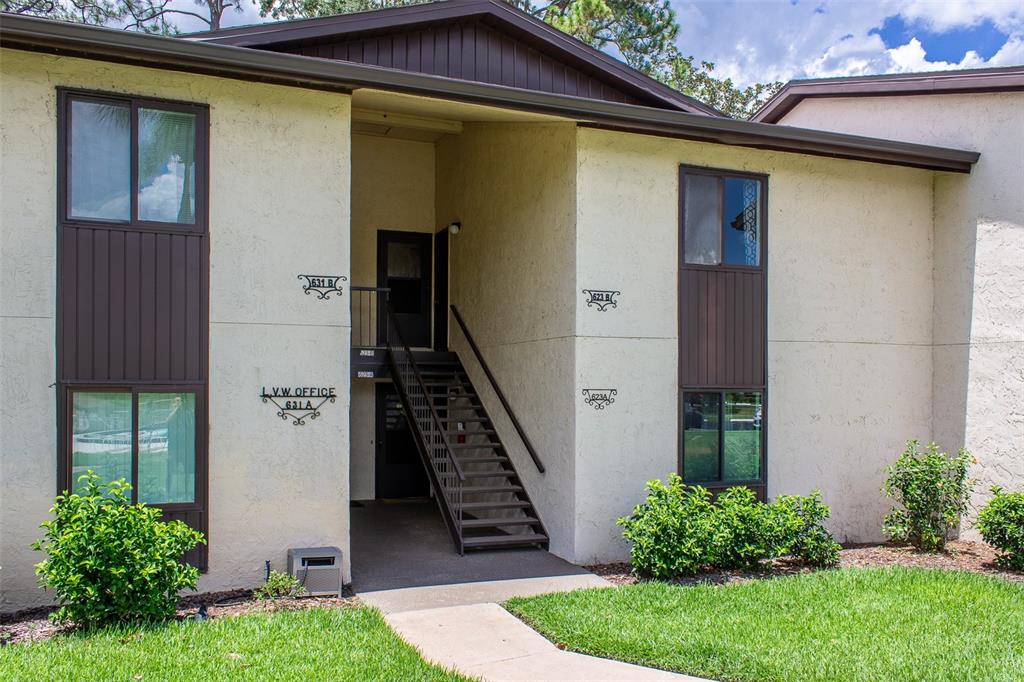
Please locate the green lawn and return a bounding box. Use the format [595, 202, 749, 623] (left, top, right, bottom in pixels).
[507, 568, 1024, 682]
[2, 606, 470, 682]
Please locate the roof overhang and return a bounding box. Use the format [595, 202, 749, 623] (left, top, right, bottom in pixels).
[0, 14, 979, 173]
[753, 66, 1024, 123]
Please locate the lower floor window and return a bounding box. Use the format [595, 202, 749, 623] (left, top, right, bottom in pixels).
[70, 389, 197, 504]
[682, 391, 763, 484]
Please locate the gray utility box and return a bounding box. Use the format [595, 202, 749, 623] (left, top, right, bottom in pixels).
[286, 546, 343, 597]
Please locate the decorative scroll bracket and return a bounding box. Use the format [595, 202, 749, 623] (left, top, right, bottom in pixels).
[582, 388, 617, 410]
[582, 289, 620, 312]
[260, 386, 337, 425]
[298, 274, 347, 300]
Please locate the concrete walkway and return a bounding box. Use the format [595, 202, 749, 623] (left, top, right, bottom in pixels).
[387, 602, 707, 682]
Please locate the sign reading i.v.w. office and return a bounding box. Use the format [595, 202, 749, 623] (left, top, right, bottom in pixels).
[260, 386, 336, 425]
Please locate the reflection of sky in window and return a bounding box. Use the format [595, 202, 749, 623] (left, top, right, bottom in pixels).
[70, 101, 130, 220]
[138, 109, 195, 223]
[723, 179, 760, 266]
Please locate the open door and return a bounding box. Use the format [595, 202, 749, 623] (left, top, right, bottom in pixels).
[377, 230, 432, 348]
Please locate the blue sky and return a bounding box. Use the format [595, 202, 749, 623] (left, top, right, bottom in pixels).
[182, 0, 1024, 87]
[671, 0, 1024, 86]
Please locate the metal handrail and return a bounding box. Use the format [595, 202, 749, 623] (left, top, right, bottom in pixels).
[449, 305, 546, 474]
[350, 286, 390, 348]
[384, 300, 465, 482]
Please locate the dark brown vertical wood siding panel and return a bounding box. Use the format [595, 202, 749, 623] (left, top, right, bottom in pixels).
[420, 29, 434, 74]
[754, 275, 765, 384]
[75, 228, 93, 379]
[170, 237, 186, 379]
[434, 28, 448, 75]
[59, 228, 77, 381]
[155, 234, 170, 379]
[405, 32, 417, 70]
[124, 231, 141, 379]
[447, 24, 461, 77]
[185, 237, 201, 382]
[162, 509, 207, 569]
[139, 232, 156, 380]
[93, 229, 110, 380]
[108, 230, 125, 381]
[538, 54, 552, 91]
[716, 269, 727, 382]
[393, 33, 407, 69]
[460, 24, 474, 79]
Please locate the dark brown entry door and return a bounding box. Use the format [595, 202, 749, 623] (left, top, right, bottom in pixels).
[377, 231, 432, 348]
[375, 384, 430, 499]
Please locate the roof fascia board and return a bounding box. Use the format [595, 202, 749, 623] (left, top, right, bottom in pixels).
[0, 14, 978, 172]
[754, 66, 1024, 123]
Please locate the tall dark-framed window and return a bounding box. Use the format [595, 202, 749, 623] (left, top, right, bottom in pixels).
[56, 89, 210, 568]
[678, 165, 767, 498]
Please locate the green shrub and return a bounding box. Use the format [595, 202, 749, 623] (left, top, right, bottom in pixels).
[882, 440, 974, 551]
[618, 475, 716, 578]
[773, 491, 841, 567]
[619, 476, 841, 577]
[33, 472, 205, 627]
[710, 486, 783, 570]
[254, 570, 307, 600]
[976, 486, 1024, 570]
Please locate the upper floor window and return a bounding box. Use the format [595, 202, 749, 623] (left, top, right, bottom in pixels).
[61, 92, 207, 229]
[682, 172, 763, 267]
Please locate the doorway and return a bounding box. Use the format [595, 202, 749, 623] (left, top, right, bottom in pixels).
[377, 230, 433, 348]
[375, 384, 431, 499]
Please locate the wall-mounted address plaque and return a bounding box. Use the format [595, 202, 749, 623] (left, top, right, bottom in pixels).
[582, 289, 619, 312]
[298, 274, 347, 300]
[261, 386, 337, 425]
[582, 388, 617, 410]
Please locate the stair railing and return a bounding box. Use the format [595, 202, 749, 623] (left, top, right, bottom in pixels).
[350, 286, 390, 348]
[449, 305, 546, 474]
[383, 301, 466, 553]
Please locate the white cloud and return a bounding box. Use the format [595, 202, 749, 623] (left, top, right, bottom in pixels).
[672, 0, 1024, 87]
[139, 160, 189, 222]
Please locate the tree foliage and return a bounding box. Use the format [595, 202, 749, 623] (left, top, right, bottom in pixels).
[2, 0, 245, 32]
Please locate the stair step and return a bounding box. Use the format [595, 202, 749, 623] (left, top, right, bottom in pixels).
[462, 485, 523, 494]
[446, 429, 497, 436]
[464, 470, 515, 479]
[440, 417, 489, 423]
[462, 501, 531, 510]
[450, 442, 502, 450]
[463, 533, 548, 548]
[461, 517, 539, 528]
[456, 456, 509, 464]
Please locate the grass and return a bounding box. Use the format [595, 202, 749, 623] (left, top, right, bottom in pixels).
[1, 606, 470, 682]
[506, 567, 1024, 682]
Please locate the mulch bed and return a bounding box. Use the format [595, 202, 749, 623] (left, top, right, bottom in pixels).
[0, 589, 359, 647]
[588, 540, 1023, 587]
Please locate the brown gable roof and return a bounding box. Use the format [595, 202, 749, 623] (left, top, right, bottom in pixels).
[188, 0, 723, 116]
[753, 65, 1024, 123]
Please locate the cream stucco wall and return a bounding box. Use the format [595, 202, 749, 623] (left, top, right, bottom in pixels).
[779, 94, 1024, 531]
[0, 49, 352, 611]
[349, 133, 436, 501]
[574, 128, 935, 560]
[436, 123, 579, 560]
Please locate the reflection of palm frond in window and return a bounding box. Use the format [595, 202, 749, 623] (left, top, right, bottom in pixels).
[94, 104, 195, 223]
[139, 109, 196, 223]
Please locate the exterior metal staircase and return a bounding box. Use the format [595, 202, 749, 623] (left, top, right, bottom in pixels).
[383, 301, 548, 554]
